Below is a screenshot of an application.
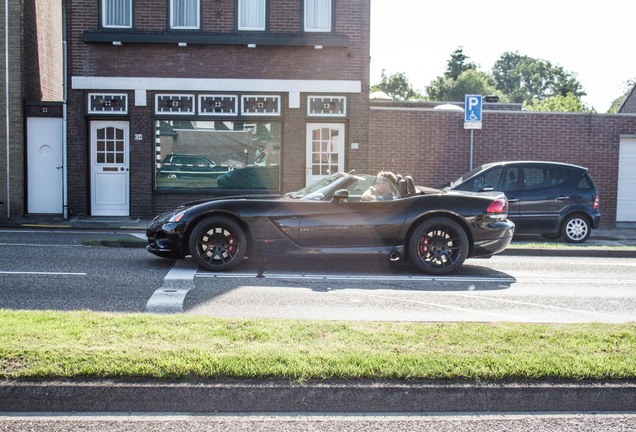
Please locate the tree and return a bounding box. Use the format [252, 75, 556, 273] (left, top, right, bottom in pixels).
[372, 70, 423, 101]
[525, 93, 593, 113]
[426, 69, 502, 102]
[608, 78, 636, 113]
[492, 52, 585, 105]
[444, 46, 476, 80]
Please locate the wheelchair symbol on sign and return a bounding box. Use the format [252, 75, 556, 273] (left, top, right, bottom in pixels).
[469, 112, 478, 121]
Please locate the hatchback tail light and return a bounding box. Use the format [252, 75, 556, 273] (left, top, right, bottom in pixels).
[593, 194, 599, 210]
[486, 198, 508, 214]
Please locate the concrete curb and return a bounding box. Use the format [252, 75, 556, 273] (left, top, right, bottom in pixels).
[501, 248, 636, 258]
[2, 380, 636, 413]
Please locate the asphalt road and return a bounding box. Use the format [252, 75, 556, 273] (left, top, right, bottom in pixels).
[1, 229, 635, 322]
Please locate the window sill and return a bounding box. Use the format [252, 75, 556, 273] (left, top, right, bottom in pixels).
[83, 30, 349, 48]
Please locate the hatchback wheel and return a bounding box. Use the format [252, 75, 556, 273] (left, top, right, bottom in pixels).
[561, 214, 591, 243]
[189, 216, 247, 271]
[408, 217, 469, 275]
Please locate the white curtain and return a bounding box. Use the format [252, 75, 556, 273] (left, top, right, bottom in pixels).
[103, 0, 131, 28]
[172, 0, 199, 28]
[305, 0, 331, 32]
[239, 0, 266, 30]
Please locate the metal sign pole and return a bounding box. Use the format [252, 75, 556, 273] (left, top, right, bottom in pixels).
[470, 129, 474, 171]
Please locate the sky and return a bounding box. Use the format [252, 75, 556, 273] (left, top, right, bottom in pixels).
[370, 0, 636, 112]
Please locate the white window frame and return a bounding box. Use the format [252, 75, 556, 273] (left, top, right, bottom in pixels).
[170, 0, 200, 30]
[238, 0, 266, 31]
[102, 0, 132, 29]
[304, 0, 332, 32]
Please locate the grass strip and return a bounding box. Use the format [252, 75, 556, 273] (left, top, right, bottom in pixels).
[1, 309, 634, 381]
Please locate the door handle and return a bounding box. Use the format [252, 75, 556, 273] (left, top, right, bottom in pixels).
[557, 196, 570, 200]
[507, 198, 519, 203]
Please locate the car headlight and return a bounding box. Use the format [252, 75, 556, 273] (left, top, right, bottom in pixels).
[168, 209, 187, 223]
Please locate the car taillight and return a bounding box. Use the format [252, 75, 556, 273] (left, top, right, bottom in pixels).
[593, 194, 599, 210]
[486, 198, 508, 214]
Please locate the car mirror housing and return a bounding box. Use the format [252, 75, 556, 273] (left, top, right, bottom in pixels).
[333, 189, 349, 201]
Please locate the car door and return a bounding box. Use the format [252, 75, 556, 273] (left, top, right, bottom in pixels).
[296, 199, 410, 248]
[512, 164, 572, 233]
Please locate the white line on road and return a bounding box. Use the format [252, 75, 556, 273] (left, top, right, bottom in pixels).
[0, 271, 86, 276]
[146, 258, 198, 313]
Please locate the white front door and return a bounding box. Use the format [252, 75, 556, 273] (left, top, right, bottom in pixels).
[90, 121, 130, 216]
[27, 117, 64, 214]
[305, 123, 345, 185]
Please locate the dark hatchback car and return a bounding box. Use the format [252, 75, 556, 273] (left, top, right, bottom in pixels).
[445, 161, 600, 243]
[157, 153, 230, 179]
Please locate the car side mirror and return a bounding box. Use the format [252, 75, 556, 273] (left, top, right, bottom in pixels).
[333, 189, 349, 201]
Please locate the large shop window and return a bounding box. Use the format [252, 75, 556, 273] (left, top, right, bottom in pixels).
[155, 120, 281, 191]
[102, 0, 132, 28]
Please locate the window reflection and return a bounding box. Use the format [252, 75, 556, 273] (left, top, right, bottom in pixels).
[154, 120, 281, 191]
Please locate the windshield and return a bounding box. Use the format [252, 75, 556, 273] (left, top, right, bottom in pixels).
[444, 165, 486, 189]
[286, 173, 350, 200]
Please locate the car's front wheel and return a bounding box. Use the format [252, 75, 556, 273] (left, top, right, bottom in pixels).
[188, 216, 247, 271]
[408, 217, 469, 275]
[561, 214, 591, 243]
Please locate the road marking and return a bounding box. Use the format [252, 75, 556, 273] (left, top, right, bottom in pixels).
[0, 271, 86, 276]
[146, 258, 198, 313]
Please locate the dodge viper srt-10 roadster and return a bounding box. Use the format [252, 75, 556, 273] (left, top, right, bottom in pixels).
[146, 172, 515, 275]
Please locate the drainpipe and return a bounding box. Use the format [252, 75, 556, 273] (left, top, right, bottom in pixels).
[62, 0, 68, 218]
[4, 0, 9, 218]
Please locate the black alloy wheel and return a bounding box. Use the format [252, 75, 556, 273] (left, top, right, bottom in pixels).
[188, 216, 247, 271]
[408, 217, 469, 275]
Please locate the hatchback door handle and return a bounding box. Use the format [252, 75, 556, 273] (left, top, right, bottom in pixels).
[507, 198, 519, 203]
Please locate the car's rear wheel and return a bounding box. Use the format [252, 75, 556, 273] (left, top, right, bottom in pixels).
[561, 214, 591, 243]
[188, 216, 247, 271]
[408, 217, 469, 275]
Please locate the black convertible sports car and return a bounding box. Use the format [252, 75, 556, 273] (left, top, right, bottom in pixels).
[146, 172, 515, 275]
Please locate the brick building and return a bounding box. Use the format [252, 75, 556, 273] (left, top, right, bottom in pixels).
[3, 1, 636, 227]
[65, 0, 370, 217]
[0, 0, 63, 218]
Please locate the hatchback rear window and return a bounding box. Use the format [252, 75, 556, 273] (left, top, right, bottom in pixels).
[576, 174, 594, 190]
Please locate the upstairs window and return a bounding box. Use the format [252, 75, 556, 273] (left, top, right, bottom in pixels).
[170, 0, 200, 29]
[304, 0, 332, 32]
[238, 0, 266, 31]
[102, 0, 132, 28]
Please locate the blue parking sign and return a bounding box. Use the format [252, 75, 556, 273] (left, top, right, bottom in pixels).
[464, 94, 482, 123]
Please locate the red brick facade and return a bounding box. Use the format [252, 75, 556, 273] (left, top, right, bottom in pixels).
[66, 0, 370, 217]
[370, 102, 636, 227]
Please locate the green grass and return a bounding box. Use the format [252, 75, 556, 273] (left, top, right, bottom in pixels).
[1, 310, 634, 381]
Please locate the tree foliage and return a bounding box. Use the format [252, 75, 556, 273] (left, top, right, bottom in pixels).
[371, 70, 423, 101]
[427, 69, 501, 103]
[492, 52, 585, 105]
[525, 93, 593, 113]
[608, 78, 636, 113]
[372, 47, 629, 113]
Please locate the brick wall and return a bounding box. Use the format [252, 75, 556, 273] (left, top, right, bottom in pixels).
[66, 0, 371, 217]
[0, 0, 25, 217]
[370, 103, 636, 227]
